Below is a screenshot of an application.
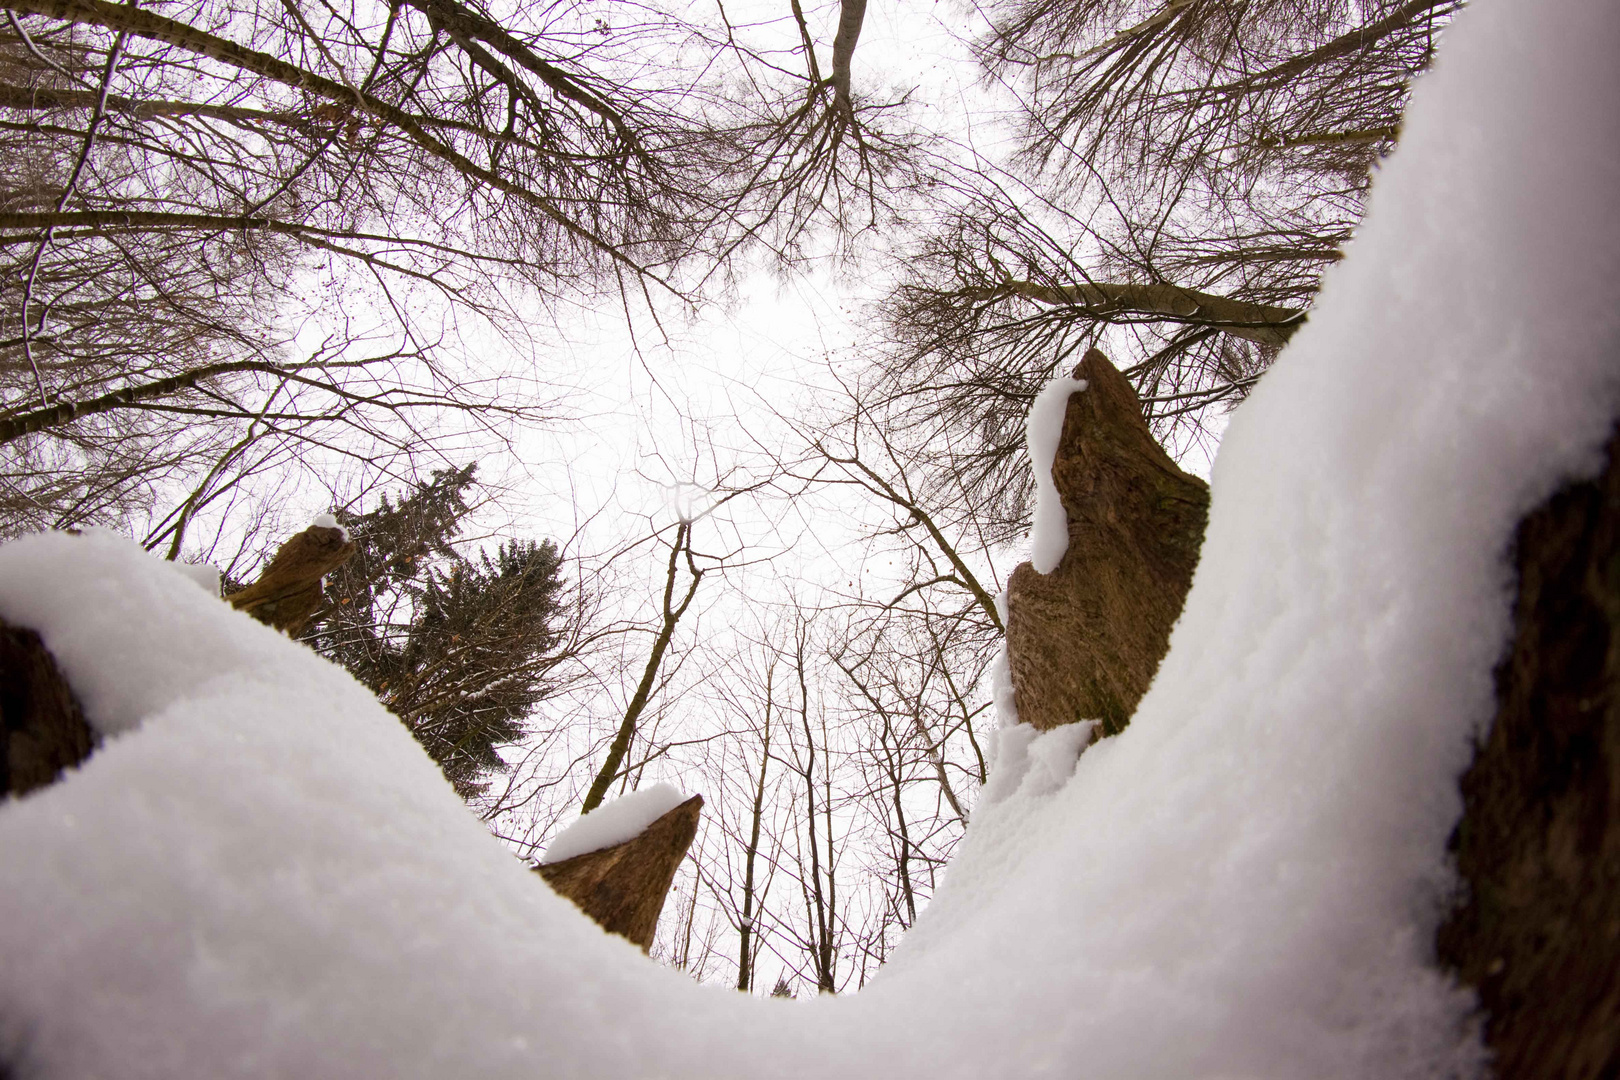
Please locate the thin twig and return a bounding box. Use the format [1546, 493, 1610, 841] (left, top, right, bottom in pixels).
[16, 20, 129, 408]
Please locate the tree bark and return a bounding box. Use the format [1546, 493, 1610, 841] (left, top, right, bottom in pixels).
[1437, 425, 1620, 1079]
[0, 616, 94, 797]
[0, 358, 284, 445]
[992, 281, 1304, 350]
[1004, 347, 1209, 734]
[828, 0, 867, 118]
[535, 794, 703, 952]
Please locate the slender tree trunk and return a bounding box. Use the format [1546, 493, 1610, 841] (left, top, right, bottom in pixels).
[581, 522, 701, 813]
[790, 620, 835, 993]
[819, 707, 838, 992]
[674, 869, 699, 970]
[737, 676, 772, 993]
[885, 720, 916, 925]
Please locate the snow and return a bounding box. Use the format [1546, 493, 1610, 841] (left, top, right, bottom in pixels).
[988, 590, 1019, 726]
[541, 783, 690, 864]
[0, 0, 1617, 1075]
[173, 561, 221, 596]
[987, 643, 1018, 727]
[1024, 375, 1087, 573]
[977, 722, 1093, 808]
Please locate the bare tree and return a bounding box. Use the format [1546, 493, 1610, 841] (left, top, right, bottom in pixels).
[782, 608, 839, 993]
[728, 647, 777, 993]
[580, 517, 707, 813]
[659, 631, 788, 994]
[0, 0, 924, 537]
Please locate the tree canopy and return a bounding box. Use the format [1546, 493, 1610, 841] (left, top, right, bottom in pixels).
[877, 0, 1456, 539]
[1, 0, 1462, 993]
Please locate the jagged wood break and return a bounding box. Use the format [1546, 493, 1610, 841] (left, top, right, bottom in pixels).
[535, 794, 703, 952]
[1005, 348, 1209, 735]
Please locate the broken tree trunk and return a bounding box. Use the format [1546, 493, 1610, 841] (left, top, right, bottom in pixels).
[226, 523, 357, 636]
[0, 616, 94, 797]
[1005, 348, 1209, 735]
[1437, 425, 1620, 1079]
[534, 794, 703, 952]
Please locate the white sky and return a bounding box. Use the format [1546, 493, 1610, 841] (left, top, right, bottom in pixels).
[470, 0, 1003, 555]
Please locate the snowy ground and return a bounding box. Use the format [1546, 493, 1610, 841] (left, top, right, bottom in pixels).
[1, 0, 1617, 1074]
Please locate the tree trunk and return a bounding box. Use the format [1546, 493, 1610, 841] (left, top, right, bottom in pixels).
[535, 794, 703, 952]
[0, 616, 94, 797]
[581, 522, 701, 814]
[1004, 348, 1209, 735]
[992, 280, 1304, 350]
[737, 691, 772, 992]
[1437, 425, 1620, 1078]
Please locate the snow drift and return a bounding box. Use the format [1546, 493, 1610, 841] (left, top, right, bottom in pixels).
[1, 0, 1618, 1075]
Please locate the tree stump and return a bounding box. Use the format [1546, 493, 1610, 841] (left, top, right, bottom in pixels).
[534, 794, 703, 952]
[227, 524, 357, 636]
[1437, 426, 1620, 1078]
[0, 616, 94, 797]
[1005, 348, 1209, 735]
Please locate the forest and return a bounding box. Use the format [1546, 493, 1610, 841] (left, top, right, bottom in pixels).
[0, 0, 1617, 1074]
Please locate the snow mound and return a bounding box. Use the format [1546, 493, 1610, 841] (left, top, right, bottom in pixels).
[0, 0, 1616, 1075]
[174, 561, 221, 596]
[978, 722, 1094, 808]
[541, 783, 690, 864]
[987, 642, 1017, 726]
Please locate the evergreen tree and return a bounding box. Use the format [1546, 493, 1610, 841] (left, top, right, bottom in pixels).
[310, 467, 568, 800]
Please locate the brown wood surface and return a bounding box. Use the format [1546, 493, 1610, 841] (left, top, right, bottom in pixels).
[535, 794, 703, 951]
[1005, 348, 1209, 734]
[227, 524, 356, 635]
[0, 616, 94, 797]
[1438, 426, 1620, 1078]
